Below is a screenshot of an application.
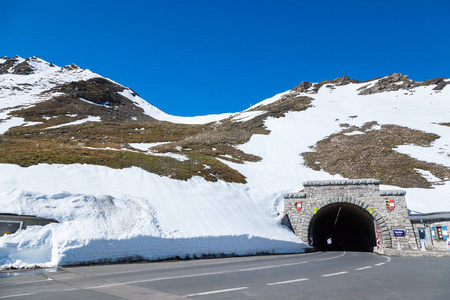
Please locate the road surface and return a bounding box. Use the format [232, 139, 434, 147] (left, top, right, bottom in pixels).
[1, 251, 448, 299]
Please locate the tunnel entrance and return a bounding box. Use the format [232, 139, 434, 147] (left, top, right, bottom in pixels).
[309, 203, 376, 252]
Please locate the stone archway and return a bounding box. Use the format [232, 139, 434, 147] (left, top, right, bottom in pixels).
[283, 179, 417, 253]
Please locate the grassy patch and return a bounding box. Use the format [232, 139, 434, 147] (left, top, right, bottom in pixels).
[1, 108, 268, 183]
[1, 87, 316, 183]
[248, 94, 313, 118]
[302, 123, 450, 188]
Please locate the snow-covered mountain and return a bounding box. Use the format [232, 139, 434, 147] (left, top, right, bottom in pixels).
[0, 56, 230, 127]
[0, 56, 449, 268]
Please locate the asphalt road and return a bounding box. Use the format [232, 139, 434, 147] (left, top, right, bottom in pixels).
[1, 252, 449, 299]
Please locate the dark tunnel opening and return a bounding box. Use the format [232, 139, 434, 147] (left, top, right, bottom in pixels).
[309, 203, 376, 252]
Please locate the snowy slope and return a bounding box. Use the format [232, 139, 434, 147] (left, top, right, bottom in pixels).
[0, 57, 100, 133]
[224, 80, 450, 214]
[0, 56, 231, 127]
[118, 89, 232, 124]
[1, 57, 449, 268]
[0, 57, 99, 110]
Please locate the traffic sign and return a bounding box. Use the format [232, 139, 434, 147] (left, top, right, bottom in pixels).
[376, 237, 381, 249]
[394, 230, 405, 237]
[376, 227, 382, 233]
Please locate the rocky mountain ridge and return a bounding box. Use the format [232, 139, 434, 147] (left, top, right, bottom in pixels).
[291, 73, 448, 95]
[1, 56, 449, 189]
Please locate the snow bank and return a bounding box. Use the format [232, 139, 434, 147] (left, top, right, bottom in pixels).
[0, 164, 306, 268]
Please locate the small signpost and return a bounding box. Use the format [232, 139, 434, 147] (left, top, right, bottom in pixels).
[393, 230, 405, 237]
[376, 237, 381, 249]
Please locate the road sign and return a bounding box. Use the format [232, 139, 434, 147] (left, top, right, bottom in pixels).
[310, 236, 314, 246]
[368, 207, 374, 214]
[376, 227, 382, 233]
[393, 230, 405, 237]
[376, 237, 381, 249]
[313, 207, 317, 214]
[295, 201, 302, 211]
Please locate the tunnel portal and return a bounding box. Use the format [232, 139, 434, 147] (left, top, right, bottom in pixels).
[283, 179, 419, 254]
[309, 203, 376, 252]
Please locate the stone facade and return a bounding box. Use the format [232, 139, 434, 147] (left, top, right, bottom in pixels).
[282, 179, 418, 253]
[410, 212, 450, 251]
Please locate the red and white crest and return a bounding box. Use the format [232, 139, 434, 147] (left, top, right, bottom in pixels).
[295, 201, 302, 211]
[389, 199, 395, 210]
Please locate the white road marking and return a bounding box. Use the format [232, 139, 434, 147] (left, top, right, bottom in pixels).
[238, 261, 308, 272]
[87, 253, 317, 277]
[266, 278, 309, 285]
[0, 278, 50, 286]
[316, 251, 346, 262]
[84, 271, 226, 289]
[375, 263, 385, 266]
[321, 271, 348, 277]
[279, 252, 319, 258]
[186, 287, 248, 297]
[382, 256, 391, 262]
[316, 256, 339, 262]
[0, 293, 36, 299]
[355, 266, 372, 271]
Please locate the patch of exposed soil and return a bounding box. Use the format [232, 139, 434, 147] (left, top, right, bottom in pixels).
[13, 78, 156, 123]
[302, 122, 450, 188]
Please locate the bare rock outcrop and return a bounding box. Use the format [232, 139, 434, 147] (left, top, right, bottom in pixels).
[358, 73, 448, 95]
[291, 76, 359, 94]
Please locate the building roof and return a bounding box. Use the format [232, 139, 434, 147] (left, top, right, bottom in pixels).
[409, 212, 450, 222]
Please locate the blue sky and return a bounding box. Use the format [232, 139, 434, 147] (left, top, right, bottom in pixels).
[2, 0, 449, 116]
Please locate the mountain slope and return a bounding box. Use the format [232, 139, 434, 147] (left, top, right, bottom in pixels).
[0, 56, 449, 268]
